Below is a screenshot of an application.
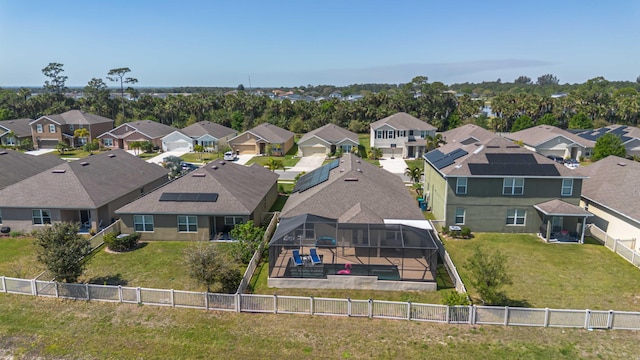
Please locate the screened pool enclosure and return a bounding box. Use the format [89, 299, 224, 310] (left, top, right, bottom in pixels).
[269, 214, 440, 283]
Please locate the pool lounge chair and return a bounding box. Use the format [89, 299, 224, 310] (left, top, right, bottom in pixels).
[309, 248, 322, 265]
[292, 249, 304, 266]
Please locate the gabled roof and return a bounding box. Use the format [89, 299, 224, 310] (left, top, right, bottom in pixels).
[440, 124, 498, 146]
[578, 155, 640, 223]
[576, 124, 640, 145]
[298, 124, 359, 145]
[180, 121, 237, 139]
[116, 159, 278, 215]
[280, 153, 424, 223]
[370, 112, 436, 131]
[0, 149, 66, 189]
[505, 125, 592, 148]
[0, 150, 168, 209]
[425, 137, 580, 178]
[32, 110, 114, 126]
[230, 123, 294, 144]
[0, 118, 33, 137]
[534, 199, 592, 217]
[99, 120, 178, 139]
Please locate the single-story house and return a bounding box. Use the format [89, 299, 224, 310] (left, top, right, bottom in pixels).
[0, 118, 33, 147]
[297, 124, 359, 157]
[115, 159, 279, 241]
[576, 125, 640, 158]
[0, 150, 169, 233]
[29, 110, 114, 149]
[578, 155, 640, 251]
[504, 125, 594, 160]
[228, 123, 294, 156]
[369, 112, 436, 158]
[98, 120, 180, 151]
[0, 149, 66, 189]
[165, 121, 237, 152]
[269, 153, 440, 291]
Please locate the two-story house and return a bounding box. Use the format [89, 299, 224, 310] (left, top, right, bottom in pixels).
[424, 136, 591, 243]
[29, 110, 114, 149]
[370, 112, 436, 158]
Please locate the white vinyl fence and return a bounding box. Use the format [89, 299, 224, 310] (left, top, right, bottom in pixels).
[236, 212, 279, 294]
[431, 226, 468, 294]
[2, 276, 638, 331]
[587, 224, 640, 269]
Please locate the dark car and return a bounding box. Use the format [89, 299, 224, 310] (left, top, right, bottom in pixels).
[181, 162, 199, 171]
[546, 155, 564, 163]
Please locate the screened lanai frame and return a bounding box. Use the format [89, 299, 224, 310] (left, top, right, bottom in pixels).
[269, 214, 440, 282]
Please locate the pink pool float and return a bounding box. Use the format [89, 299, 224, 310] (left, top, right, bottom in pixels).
[337, 263, 352, 275]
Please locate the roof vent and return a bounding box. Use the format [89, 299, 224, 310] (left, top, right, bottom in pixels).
[108, 154, 116, 158]
[0, 151, 7, 155]
[220, 161, 226, 165]
[357, 169, 362, 172]
[339, 169, 344, 172]
[52, 169, 66, 173]
[344, 177, 359, 181]
[211, 165, 218, 170]
[617, 162, 627, 167]
[80, 161, 89, 166]
[192, 172, 206, 177]
[356, 159, 361, 163]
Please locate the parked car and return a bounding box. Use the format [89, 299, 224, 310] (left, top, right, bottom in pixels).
[564, 158, 579, 169]
[181, 162, 199, 171]
[546, 155, 564, 163]
[223, 151, 237, 161]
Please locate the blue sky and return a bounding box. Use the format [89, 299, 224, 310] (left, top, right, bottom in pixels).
[1, 0, 639, 87]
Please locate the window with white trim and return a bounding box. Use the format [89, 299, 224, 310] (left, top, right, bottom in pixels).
[561, 179, 573, 196]
[177, 215, 197, 232]
[134, 215, 154, 232]
[503, 178, 524, 195]
[506, 209, 526, 226]
[49, 124, 56, 133]
[69, 124, 74, 131]
[376, 130, 383, 139]
[224, 216, 244, 226]
[32, 209, 51, 225]
[420, 131, 427, 138]
[103, 138, 113, 147]
[456, 177, 468, 194]
[387, 130, 395, 139]
[397, 130, 406, 137]
[455, 208, 465, 225]
[36, 124, 43, 133]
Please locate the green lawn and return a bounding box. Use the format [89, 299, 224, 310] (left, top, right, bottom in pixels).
[0, 237, 43, 278]
[137, 151, 159, 160]
[405, 159, 423, 170]
[1, 293, 639, 359]
[443, 233, 640, 311]
[358, 133, 380, 166]
[57, 149, 106, 159]
[269, 194, 289, 212]
[180, 152, 221, 163]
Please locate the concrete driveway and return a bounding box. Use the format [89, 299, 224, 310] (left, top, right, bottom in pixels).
[235, 154, 254, 165]
[289, 156, 325, 172]
[379, 157, 408, 174]
[25, 149, 56, 156]
[146, 149, 191, 164]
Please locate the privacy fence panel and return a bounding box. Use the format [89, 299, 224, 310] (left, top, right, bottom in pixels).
[88, 284, 120, 302]
[4, 277, 32, 295]
[207, 293, 236, 311]
[140, 288, 172, 306]
[475, 306, 507, 325]
[611, 311, 640, 330]
[240, 294, 274, 313]
[313, 298, 349, 316]
[277, 296, 311, 315]
[547, 309, 586, 328]
[57, 283, 88, 300]
[174, 290, 206, 309]
[411, 304, 447, 323]
[507, 308, 546, 327]
[35, 281, 57, 297]
[121, 287, 138, 303]
[449, 306, 470, 324]
[372, 300, 408, 320]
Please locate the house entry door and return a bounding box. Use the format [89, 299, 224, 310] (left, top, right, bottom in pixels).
[80, 210, 91, 227]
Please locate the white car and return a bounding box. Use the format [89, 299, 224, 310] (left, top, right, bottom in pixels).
[223, 151, 237, 161]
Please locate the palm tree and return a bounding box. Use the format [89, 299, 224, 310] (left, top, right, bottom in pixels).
[368, 147, 383, 160]
[73, 128, 90, 148]
[266, 158, 284, 172]
[194, 144, 205, 161]
[404, 166, 423, 184]
[425, 134, 446, 151]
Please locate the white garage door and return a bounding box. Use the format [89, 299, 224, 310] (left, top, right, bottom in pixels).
[302, 146, 327, 157]
[166, 140, 191, 151]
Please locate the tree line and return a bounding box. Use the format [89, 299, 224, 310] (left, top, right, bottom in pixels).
[1, 63, 640, 134]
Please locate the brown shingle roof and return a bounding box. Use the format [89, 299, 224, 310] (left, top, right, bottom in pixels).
[0, 149, 66, 189]
[370, 112, 436, 131]
[440, 124, 498, 146]
[103, 120, 178, 139]
[0, 118, 33, 137]
[534, 199, 592, 216]
[504, 125, 593, 147]
[280, 154, 424, 223]
[116, 159, 278, 215]
[298, 124, 359, 144]
[578, 156, 640, 223]
[180, 121, 237, 139]
[0, 150, 168, 208]
[36, 110, 114, 126]
[231, 123, 294, 144]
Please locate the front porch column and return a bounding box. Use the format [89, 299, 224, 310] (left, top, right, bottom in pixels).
[546, 219, 552, 242]
[580, 217, 587, 244]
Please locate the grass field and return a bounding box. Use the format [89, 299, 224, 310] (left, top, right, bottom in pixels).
[443, 233, 640, 311]
[180, 152, 221, 163]
[0, 237, 43, 278]
[1, 293, 639, 359]
[57, 149, 106, 159]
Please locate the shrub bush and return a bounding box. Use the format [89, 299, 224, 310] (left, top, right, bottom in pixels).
[104, 232, 141, 252]
[440, 227, 449, 236]
[441, 291, 471, 306]
[461, 227, 472, 239]
[9, 230, 25, 238]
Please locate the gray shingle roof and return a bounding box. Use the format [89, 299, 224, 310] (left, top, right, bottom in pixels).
[504, 125, 593, 147]
[234, 123, 294, 143]
[280, 153, 424, 223]
[180, 121, 237, 139]
[0, 150, 168, 208]
[578, 155, 640, 223]
[104, 120, 179, 139]
[370, 112, 436, 131]
[116, 159, 278, 215]
[0, 118, 33, 137]
[0, 149, 66, 189]
[36, 110, 114, 125]
[534, 199, 592, 216]
[440, 124, 498, 146]
[298, 124, 359, 144]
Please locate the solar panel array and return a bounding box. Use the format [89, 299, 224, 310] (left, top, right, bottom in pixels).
[469, 153, 560, 176]
[293, 159, 340, 193]
[577, 126, 632, 143]
[424, 148, 468, 169]
[159, 192, 219, 202]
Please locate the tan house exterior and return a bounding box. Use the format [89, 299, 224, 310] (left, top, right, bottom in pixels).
[504, 125, 594, 160]
[297, 124, 359, 157]
[370, 112, 436, 159]
[29, 110, 114, 149]
[116, 159, 279, 241]
[228, 123, 294, 156]
[0, 118, 33, 147]
[98, 120, 179, 150]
